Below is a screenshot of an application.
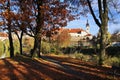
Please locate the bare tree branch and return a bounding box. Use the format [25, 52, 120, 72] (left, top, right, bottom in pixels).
[87, 0, 101, 27]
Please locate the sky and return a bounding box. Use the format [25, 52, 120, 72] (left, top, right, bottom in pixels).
[66, 15, 120, 36]
[63, 0, 120, 36]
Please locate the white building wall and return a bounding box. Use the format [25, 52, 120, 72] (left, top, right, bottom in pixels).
[69, 31, 88, 37]
[0, 37, 8, 41]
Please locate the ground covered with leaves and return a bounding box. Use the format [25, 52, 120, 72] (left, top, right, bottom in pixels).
[0, 54, 120, 80]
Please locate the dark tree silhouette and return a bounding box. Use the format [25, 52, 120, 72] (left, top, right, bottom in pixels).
[0, 0, 15, 58]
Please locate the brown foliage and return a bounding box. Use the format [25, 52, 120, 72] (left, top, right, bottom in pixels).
[57, 29, 71, 47]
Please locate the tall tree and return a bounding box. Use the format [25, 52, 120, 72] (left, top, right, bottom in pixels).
[31, 0, 69, 57]
[64, 0, 120, 65]
[17, 0, 69, 57]
[13, 0, 34, 55]
[31, 0, 44, 57]
[0, 0, 15, 58]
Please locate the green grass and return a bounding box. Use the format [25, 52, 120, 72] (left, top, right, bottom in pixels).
[0, 40, 4, 57]
[0, 38, 34, 58]
[67, 52, 120, 67]
[0, 40, 10, 58]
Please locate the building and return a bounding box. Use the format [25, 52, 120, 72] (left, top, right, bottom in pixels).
[49, 20, 93, 47]
[67, 20, 93, 47]
[0, 32, 8, 41]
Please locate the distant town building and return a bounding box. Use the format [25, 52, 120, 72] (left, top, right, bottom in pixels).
[49, 20, 93, 47]
[0, 32, 8, 41]
[86, 19, 90, 33]
[66, 20, 93, 47]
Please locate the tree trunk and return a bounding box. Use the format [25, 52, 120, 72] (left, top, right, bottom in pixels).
[36, 36, 41, 57]
[19, 38, 22, 55]
[99, 11, 108, 65]
[8, 30, 14, 58]
[15, 31, 23, 55]
[87, 0, 108, 65]
[99, 27, 107, 65]
[30, 0, 43, 58]
[19, 32, 23, 55]
[31, 37, 41, 58]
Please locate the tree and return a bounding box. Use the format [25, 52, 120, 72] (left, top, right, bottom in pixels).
[64, 0, 120, 65]
[57, 29, 71, 48]
[17, 0, 70, 57]
[14, 31, 24, 55]
[11, 0, 43, 57]
[0, 0, 15, 58]
[0, 0, 27, 57]
[14, 0, 34, 55]
[0, 0, 70, 58]
[31, 0, 44, 57]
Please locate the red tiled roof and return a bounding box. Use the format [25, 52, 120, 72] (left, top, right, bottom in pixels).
[68, 28, 84, 33]
[0, 32, 8, 37]
[56, 28, 86, 33]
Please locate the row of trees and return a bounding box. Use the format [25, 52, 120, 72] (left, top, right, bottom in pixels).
[0, 0, 71, 58]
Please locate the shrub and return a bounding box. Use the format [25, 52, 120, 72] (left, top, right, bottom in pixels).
[69, 52, 91, 62]
[103, 56, 120, 67]
[41, 41, 50, 54]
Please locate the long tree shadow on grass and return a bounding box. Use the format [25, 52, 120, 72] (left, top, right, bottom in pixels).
[1, 58, 45, 80]
[0, 55, 119, 80]
[42, 55, 120, 79]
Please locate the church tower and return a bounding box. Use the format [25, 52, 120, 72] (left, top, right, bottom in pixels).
[86, 19, 90, 33]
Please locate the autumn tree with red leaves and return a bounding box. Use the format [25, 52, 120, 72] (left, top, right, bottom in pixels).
[16, 0, 70, 57]
[0, 0, 72, 58]
[57, 29, 71, 48]
[0, 0, 16, 57]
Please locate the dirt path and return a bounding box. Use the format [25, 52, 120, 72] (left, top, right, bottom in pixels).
[0, 55, 119, 80]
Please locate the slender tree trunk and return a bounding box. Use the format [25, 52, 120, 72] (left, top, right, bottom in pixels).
[19, 32, 23, 55]
[7, 0, 14, 58]
[15, 31, 23, 55]
[87, 0, 108, 65]
[19, 39, 22, 55]
[8, 29, 14, 58]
